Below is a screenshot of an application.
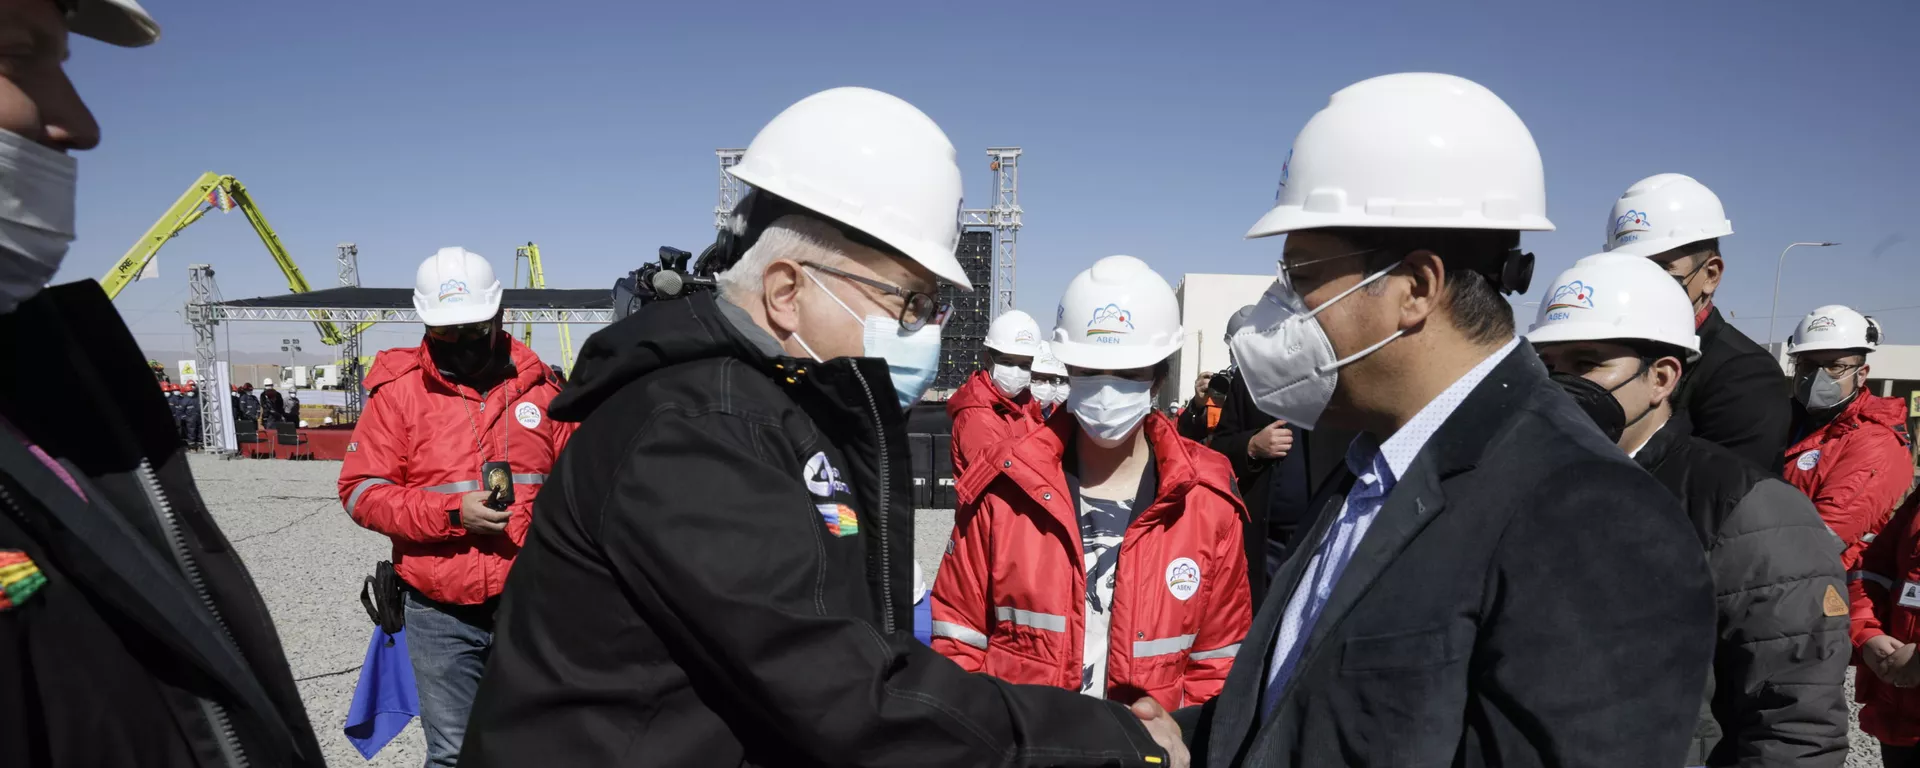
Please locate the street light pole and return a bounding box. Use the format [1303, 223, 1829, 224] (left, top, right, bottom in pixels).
[1767, 241, 1841, 344]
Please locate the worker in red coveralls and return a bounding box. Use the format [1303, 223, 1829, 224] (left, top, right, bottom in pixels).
[1781, 305, 1911, 572]
[947, 308, 1045, 483]
[338, 246, 572, 766]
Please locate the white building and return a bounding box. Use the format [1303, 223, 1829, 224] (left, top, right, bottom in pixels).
[1164, 273, 1274, 409]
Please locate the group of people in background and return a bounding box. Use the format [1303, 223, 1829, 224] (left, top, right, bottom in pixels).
[7, 2, 1919, 766]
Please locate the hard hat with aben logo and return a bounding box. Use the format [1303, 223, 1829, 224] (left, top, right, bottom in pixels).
[1526, 253, 1701, 362]
[1602, 173, 1733, 258]
[413, 247, 503, 327]
[1245, 72, 1555, 239]
[1789, 305, 1882, 355]
[1050, 256, 1183, 371]
[727, 87, 971, 290]
[984, 310, 1042, 358]
[1030, 340, 1067, 377]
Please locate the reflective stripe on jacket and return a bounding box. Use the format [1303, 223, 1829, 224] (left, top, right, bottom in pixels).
[930, 410, 1251, 711]
[338, 335, 573, 605]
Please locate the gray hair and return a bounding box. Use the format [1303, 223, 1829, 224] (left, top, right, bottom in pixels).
[715, 214, 858, 304]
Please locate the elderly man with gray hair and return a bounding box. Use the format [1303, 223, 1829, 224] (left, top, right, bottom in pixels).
[463, 87, 1186, 768]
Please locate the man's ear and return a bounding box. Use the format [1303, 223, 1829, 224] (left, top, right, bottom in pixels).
[1396, 250, 1445, 331]
[1650, 356, 1684, 404]
[1698, 254, 1725, 300]
[762, 259, 804, 336]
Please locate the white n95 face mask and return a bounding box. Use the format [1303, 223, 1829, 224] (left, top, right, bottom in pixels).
[1068, 375, 1154, 447]
[794, 269, 944, 410]
[1028, 380, 1059, 404]
[1228, 263, 1404, 430]
[990, 363, 1031, 399]
[0, 129, 79, 314]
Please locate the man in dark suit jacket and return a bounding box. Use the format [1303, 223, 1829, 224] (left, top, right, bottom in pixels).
[1189, 72, 1716, 767]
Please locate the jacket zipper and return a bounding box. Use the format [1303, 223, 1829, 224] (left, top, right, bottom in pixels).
[847, 366, 895, 634]
[134, 459, 250, 768]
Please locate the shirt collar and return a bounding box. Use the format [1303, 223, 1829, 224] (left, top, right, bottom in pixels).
[1346, 337, 1520, 484]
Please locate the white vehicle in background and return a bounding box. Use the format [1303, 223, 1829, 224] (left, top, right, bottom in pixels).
[290, 365, 310, 388]
[313, 364, 340, 389]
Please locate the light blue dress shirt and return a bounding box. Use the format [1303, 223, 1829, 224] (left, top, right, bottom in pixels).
[1261, 338, 1518, 715]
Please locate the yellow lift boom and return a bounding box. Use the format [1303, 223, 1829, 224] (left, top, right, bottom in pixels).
[513, 242, 574, 375]
[101, 172, 371, 346]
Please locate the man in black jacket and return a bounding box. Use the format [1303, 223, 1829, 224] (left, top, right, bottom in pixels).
[1532, 253, 1847, 766]
[0, 1, 324, 765]
[1191, 72, 1713, 767]
[1601, 173, 1790, 470]
[464, 87, 1180, 768]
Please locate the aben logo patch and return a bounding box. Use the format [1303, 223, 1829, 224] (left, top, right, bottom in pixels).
[1796, 449, 1821, 472]
[515, 402, 542, 429]
[803, 452, 849, 498]
[1165, 557, 1201, 601]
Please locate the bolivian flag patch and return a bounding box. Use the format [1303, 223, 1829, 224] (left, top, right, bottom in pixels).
[816, 504, 860, 537]
[0, 551, 46, 610]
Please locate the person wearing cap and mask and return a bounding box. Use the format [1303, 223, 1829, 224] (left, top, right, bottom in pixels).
[1028, 340, 1070, 419]
[1602, 174, 1790, 470]
[1186, 73, 1713, 766]
[948, 309, 1046, 483]
[1780, 306, 1911, 573]
[0, 1, 326, 765]
[1531, 254, 1848, 767]
[931, 255, 1251, 712]
[236, 381, 261, 428]
[462, 88, 1185, 768]
[337, 246, 573, 765]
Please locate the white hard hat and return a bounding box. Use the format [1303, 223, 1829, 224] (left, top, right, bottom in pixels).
[984, 310, 1042, 357]
[323, 417, 334, 424]
[1031, 340, 1067, 377]
[262, 378, 274, 386]
[298, 420, 308, 428]
[1789, 305, 1882, 355]
[1246, 73, 1554, 238]
[68, 0, 160, 47]
[728, 87, 970, 289]
[1602, 174, 1733, 258]
[1526, 253, 1701, 362]
[1050, 256, 1183, 370]
[413, 247, 503, 327]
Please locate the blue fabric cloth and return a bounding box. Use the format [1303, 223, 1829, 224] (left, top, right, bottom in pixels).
[914, 593, 933, 645]
[344, 626, 419, 760]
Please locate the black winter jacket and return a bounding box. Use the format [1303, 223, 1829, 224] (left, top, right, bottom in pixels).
[1634, 412, 1850, 767]
[0, 282, 325, 768]
[461, 293, 1168, 767]
[1676, 306, 1792, 471]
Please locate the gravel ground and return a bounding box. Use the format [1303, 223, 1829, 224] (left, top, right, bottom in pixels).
[194, 454, 1883, 766]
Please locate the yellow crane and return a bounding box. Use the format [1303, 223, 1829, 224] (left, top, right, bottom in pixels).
[100, 172, 371, 346]
[514, 242, 574, 374]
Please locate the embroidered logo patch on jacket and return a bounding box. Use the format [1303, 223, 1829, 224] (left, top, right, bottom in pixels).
[0, 551, 47, 610]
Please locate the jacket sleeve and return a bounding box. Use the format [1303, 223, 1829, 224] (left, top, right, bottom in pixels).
[1474, 460, 1717, 765]
[1710, 479, 1850, 767]
[1176, 404, 1208, 442]
[507, 411, 577, 548]
[338, 387, 464, 543]
[1181, 500, 1251, 706]
[929, 504, 994, 671]
[1810, 432, 1911, 564]
[948, 407, 1002, 486]
[598, 406, 1167, 768]
[1691, 353, 1792, 471]
[1851, 494, 1918, 647]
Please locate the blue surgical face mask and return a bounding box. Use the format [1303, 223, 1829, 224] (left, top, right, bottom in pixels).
[795, 269, 943, 410]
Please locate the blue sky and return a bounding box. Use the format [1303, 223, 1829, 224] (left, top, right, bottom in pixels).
[57, 0, 1920, 365]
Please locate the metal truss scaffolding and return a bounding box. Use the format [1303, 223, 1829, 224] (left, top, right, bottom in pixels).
[335, 243, 364, 421]
[186, 263, 226, 453]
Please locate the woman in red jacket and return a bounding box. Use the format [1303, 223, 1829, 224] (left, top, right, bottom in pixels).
[931, 255, 1250, 711]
